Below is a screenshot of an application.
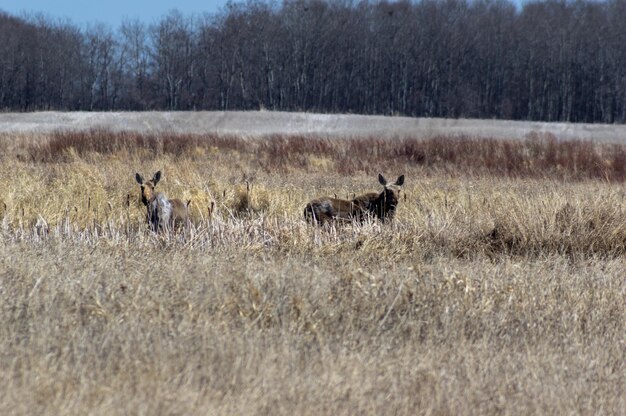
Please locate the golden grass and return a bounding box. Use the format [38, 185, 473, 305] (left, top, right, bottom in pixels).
[0, 131, 623, 415]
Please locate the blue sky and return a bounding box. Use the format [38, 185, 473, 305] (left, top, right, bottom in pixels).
[0, 0, 229, 27]
[2, 0, 527, 28]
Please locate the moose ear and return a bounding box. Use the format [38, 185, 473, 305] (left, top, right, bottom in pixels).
[395, 175, 405, 186]
[135, 173, 144, 185]
[378, 173, 387, 186]
[152, 170, 162, 185]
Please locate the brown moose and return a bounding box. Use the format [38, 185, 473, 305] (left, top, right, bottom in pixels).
[135, 170, 189, 232]
[304, 173, 404, 225]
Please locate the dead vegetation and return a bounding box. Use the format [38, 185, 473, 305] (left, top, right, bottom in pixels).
[0, 129, 623, 415]
[10, 129, 626, 180]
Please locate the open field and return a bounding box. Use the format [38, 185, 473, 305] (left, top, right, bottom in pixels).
[3, 111, 626, 143]
[0, 121, 624, 415]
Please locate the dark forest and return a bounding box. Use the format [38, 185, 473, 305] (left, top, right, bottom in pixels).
[1, 0, 625, 123]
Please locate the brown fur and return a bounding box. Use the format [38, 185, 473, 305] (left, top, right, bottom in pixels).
[304, 173, 404, 225]
[135, 170, 189, 232]
[304, 197, 365, 225]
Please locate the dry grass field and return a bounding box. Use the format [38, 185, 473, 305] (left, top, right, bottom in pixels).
[0, 128, 624, 415]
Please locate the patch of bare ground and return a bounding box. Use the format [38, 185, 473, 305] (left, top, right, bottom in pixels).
[0, 130, 623, 415]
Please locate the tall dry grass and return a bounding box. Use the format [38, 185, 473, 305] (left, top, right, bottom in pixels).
[0, 130, 623, 415]
[11, 128, 626, 180]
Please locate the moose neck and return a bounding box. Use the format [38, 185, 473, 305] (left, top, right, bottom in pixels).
[141, 194, 151, 206]
[370, 188, 397, 220]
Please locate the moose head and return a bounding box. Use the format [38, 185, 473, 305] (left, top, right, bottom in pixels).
[351, 174, 404, 223]
[135, 171, 161, 207]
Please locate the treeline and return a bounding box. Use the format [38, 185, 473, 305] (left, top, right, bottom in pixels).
[1, 0, 625, 123]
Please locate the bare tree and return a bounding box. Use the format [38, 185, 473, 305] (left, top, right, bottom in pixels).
[149, 10, 197, 110]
